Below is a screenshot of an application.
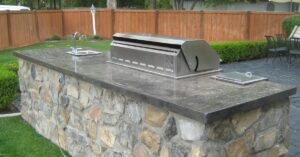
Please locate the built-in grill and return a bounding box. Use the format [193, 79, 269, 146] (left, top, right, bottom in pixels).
[108, 33, 221, 79]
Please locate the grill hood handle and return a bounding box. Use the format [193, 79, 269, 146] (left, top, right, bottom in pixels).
[181, 40, 220, 72]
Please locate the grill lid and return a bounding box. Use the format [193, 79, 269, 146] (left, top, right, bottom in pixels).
[109, 33, 221, 79]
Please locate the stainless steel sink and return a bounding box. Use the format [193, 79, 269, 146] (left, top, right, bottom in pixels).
[65, 49, 102, 56]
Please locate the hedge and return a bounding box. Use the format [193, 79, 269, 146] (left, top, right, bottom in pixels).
[0, 65, 18, 110]
[282, 14, 300, 36]
[210, 40, 266, 63]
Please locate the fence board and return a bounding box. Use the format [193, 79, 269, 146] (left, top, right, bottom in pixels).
[96, 9, 113, 38]
[158, 10, 202, 38]
[36, 10, 63, 40]
[63, 9, 93, 35]
[249, 12, 293, 40]
[0, 9, 296, 51]
[0, 13, 10, 49]
[9, 11, 38, 47]
[114, 10, 156, 34]
[202, 11, 248, 41]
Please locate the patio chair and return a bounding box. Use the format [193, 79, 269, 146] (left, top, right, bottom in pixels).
[275, 34, 288, 48]
[288, 37, 300, 63]
[265, 35, 289, 62]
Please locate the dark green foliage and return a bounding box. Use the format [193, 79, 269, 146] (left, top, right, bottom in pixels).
[282, 14, 300, 36]
[64, 0, 106, 8]
[0, 66, 18, 110]
[145, 0, 172, 9]
[210, 40, 266, 63]
[45, 34, 62, 41]
[117, 0, 145, 9]
[93, 35, 102, 40]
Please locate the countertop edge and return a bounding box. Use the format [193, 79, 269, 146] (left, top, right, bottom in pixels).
[205, 87, 297, 123]
[14, 51, 297, 124]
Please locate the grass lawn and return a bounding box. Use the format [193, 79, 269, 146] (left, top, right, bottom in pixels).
[0, 116, 70, 157]
[0, 40, 111, 64]
[0, 40, 111, 157]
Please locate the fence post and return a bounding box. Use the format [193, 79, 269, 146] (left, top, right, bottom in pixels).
[61, 10, 65, 36]
[111, 9, 115, 37]
[200, 10, 204, 39]
[6, 11, 12, 47]
[155, 10, 159, 34]
[246, 11, 251, 40]
[34, 10, 41, 41]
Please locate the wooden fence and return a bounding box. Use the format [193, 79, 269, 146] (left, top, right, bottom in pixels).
[0, 9, 294, 50]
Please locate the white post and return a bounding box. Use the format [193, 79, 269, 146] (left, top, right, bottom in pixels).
[90, 4, 97, 36]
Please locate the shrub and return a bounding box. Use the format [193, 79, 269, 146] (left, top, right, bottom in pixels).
[145, 0, 172, 9]
[2, 62, 18, 74]
[282, 14, 300, 36]
[0, 66, 18, 110]
[64, 34, 102, 41]
[210, 40, 266, 63]
[93, 35, 102, 40]
[45, 34, 62, 41]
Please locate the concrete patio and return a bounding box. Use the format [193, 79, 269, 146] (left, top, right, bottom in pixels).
[222, 58, 300, 157]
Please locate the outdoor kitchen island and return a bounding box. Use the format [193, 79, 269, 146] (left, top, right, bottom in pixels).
[15, 47, 296, 157]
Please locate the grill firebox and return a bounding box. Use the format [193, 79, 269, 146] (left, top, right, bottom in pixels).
[108, 33, 221, 79]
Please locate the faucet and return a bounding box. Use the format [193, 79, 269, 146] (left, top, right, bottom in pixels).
[71, 32, 80, 54]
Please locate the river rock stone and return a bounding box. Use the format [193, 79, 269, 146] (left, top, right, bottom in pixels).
[144, 105, 168, 127]
[141, 128, 161, 153]
[119, 123, 135, 149]
[253, 147, 287, 157]
[102, 150, 122, 157]
[257, 107, 283, 131]
[90, 141, 102, 156]
[126, 100, 142, 124]
[191, 145, 207, 157]
[87, 121, 97, 139]
[226, 138, 249, 157]
[254, 127, 277, 152]
[207, 119, 234, 142]
[160, 145, 170, 157]
[171, 143, 189, 157]
[133, 144, 149, 157]
[103, 113, 120, 125]
[178, 118, 204, 141]
[67, 84, 79, 99]
[231, 108, 261, 135]
[164, 117, 177, 140]
[85, 104, 102, 122]
[31, 64, 36, 80]
[100, 127, 116, 148]
[245, 128, 255, 145]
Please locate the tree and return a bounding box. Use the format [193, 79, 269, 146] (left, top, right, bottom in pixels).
[171, 0, 184, 10]
[107, 0, 117, 8]
[149, 0, 157, 9]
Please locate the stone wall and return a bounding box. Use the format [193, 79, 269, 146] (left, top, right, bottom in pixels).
[18, 59, 290, 157]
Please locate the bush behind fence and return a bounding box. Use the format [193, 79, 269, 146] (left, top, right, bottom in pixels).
[0, 9, 294, 50]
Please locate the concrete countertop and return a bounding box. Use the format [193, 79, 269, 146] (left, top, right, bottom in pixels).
[14, 47, 297, 123]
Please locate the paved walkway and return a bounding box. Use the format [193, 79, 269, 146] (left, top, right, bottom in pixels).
[222, 58, 300, 157]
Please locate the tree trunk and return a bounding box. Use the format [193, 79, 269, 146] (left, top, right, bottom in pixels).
[149, 0, 157, 9]
[171, 0, 184, 10]
[107, 0, 117, 9]
[58, 0, 62, 9]
[190, 0, 200, 10]
[54, 0, 57, 9]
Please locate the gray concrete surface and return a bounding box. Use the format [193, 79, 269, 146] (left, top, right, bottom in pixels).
[222, 58, 300, 157]
[14, 48, 295, 123]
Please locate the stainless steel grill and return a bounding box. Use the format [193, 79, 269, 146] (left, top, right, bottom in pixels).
[108, 33, 221, 79]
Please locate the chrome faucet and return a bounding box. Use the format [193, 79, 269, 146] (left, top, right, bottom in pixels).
[71, 32, 81, 54]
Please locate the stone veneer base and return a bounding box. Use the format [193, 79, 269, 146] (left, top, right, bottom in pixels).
[19, 59, 290, 157]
